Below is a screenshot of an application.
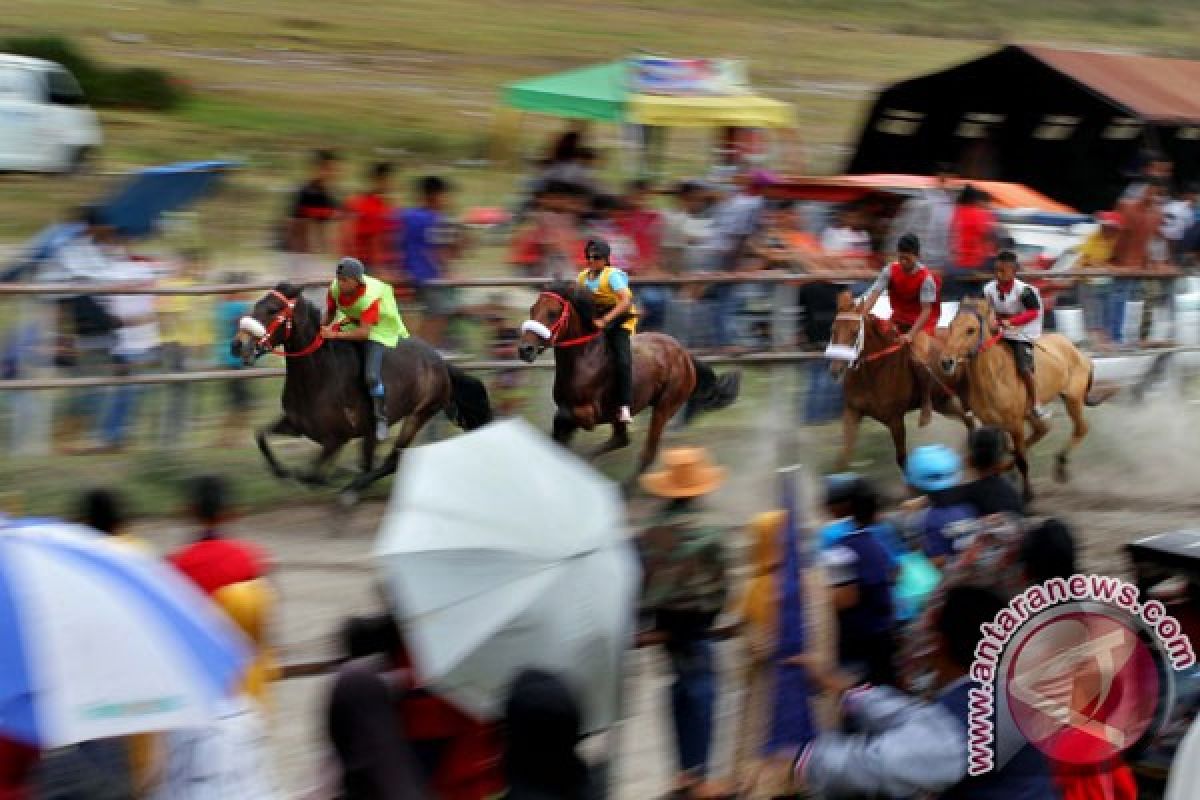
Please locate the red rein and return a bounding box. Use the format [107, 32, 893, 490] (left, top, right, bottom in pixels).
[540, 292, 602, 349]
[258, 290, 325, 358]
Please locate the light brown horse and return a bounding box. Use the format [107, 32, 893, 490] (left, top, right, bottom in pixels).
[938, 297, 1105, 501]
[517, 282, 740, 481]
[827, 290, 971, 471]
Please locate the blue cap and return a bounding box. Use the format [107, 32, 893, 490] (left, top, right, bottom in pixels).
[906, 445, 962, 492]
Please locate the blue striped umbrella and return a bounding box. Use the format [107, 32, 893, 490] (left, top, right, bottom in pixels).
[0, 519, 249, 747]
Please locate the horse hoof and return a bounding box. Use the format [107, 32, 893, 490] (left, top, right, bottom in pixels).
[338, 489, 360, 508]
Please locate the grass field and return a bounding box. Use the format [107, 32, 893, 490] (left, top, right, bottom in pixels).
[4, 0, 1200, 245]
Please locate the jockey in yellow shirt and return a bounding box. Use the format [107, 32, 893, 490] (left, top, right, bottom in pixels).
[578, 239, 637, 424]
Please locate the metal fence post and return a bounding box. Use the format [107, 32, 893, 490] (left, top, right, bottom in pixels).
[12, 299, 54, 455]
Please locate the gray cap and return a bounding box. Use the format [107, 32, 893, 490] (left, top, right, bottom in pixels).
[336, 256, 365, 281]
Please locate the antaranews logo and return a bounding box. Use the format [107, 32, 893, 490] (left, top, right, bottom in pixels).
[967, 573, 1195, 776]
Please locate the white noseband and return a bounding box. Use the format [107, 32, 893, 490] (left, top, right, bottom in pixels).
[238, 316, 268, 338]
[520, 319, 553, 341]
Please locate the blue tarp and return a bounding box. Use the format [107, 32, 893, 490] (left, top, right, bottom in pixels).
[100, 160, 237, 238]
[2, 160, 238, 282]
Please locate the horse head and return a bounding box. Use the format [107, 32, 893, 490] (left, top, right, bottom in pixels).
[517, 283, 595, 363]
[230, 283, 311, 365]
[941, 297, 995, 376]
[826, 289, 866, 381]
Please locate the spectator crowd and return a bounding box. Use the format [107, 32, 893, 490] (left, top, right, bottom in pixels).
[3, 421, 1199, 799]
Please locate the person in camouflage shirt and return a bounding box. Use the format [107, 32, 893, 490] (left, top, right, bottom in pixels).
[637, 448, 731, 800]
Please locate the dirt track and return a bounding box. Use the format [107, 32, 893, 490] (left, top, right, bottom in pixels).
[127, 385, 1200, 797]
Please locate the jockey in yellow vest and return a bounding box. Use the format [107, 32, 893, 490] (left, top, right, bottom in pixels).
[578, 238, 637, 424]
[319, 257, 410, 441]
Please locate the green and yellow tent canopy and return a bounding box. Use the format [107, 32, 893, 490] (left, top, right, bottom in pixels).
[501, 61, 795, 128]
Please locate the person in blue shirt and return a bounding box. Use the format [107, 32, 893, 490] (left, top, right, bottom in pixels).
[819, 482, 898, 686]
[818, 473, 905, 562]
[904, 445, 980, 568]
[398, 175, 458, 350]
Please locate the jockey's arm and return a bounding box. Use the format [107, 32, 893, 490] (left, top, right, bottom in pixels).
[860, 266, 890, 315]
[599, 288, 634, 328]
[321, 297, 378, 341]
[328, 321, 372, 342]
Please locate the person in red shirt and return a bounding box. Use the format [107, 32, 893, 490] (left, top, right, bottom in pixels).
[861, 233, 940, 426]
[168, 475, 269, 596]
[342, 162, 397, 279]
[947, 184, 997, 301]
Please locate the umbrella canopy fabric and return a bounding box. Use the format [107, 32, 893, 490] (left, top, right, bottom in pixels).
[628, 93, 795, 128]
[374, 418, 640, 733]
[501, 61, 795, 128]
[503, 62, 627, 122]
[0, 520, 249, 748]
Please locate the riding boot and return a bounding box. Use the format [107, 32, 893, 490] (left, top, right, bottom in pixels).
[1022, 371, 1050, 420]
[372, 394, 390, 442]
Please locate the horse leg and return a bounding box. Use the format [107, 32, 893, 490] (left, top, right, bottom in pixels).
[552, 407, 579, 446]
[632, 404, 673, 480]
[588, 423, 631, 460]
[1011, 428, 1034, 504]
[256, 416, 300, 480]
[298, 440, 345, 487]
[1056, 393, 1090, 484]
[886, 415, 908, 472]
[836, 407, 863, 472]
[1026, 412, 1051, 450]
[359, 432, 378, 475]
[345, 407, 437, 495]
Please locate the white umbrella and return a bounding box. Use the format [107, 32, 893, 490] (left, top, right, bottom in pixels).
[373, 418, 640, 732]
[0, 520, 249, 747]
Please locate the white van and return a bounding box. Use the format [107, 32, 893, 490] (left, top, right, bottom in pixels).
[0, 55, 102, 173]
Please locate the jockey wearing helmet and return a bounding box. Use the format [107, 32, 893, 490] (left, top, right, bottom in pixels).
[579, 238, 637, 424]
[860, 232, 940, 427]
[319, 257, 410, 441]
[983, 250, 1050, 420]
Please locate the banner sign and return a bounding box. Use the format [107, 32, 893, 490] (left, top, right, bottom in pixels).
[628, 57, 746, 96]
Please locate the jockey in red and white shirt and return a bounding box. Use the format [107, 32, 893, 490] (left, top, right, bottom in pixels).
[861, 232, 940, 426]
[983, 250, 1050, 420]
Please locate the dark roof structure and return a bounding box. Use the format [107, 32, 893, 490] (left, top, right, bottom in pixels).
[847, 44, 1200, 210]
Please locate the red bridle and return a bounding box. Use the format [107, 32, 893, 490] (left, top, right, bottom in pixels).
[537, 291, 602, 349]
[255, 290, 325, 358]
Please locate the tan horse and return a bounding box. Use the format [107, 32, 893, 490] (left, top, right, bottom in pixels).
[827, 290, 971, 472]
[938, 297, 1106, 501]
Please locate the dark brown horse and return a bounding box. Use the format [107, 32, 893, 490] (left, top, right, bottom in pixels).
[517, 283, 739, 481]
[231, 283, 492, 496]
[827, 290, 971, 471]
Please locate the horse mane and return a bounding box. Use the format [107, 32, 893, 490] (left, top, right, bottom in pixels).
[275, 281, 304, 300]
[544, 281, 597, 327]
[267, 281, 321, 330]
[960, 296, 993, 321]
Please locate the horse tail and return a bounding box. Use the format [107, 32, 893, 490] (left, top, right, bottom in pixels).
[684, 358, 741, 423]
[1083, 361, 1119, 407]
[445, 365, 494, 430]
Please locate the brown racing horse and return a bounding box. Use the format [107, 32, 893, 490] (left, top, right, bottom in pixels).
[827, 290, 971, 471]
[939, 297, 1110, 502]
[517, 283, 740, 482]
[231, 283, 492, 497]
